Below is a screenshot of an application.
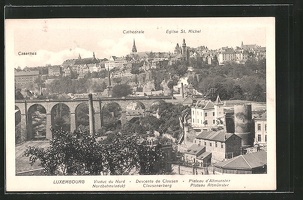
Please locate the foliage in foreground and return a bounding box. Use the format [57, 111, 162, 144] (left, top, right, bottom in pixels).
[24, 128, 165, 175]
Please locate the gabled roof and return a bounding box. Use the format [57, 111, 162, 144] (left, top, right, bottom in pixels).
[185, 144, 205, 156]
[203, 101, 214, 110]
[196, 129, 236, 142]
[214, 151, 267, 170]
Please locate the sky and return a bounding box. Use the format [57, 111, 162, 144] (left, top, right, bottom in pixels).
[6, 17, 273, 68]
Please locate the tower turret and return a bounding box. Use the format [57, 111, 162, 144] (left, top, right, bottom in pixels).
[182, 39, 188, 61]
[132, 39, 137, 53]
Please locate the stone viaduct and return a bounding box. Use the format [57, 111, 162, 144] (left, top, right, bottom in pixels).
[15, 96, 179, 141]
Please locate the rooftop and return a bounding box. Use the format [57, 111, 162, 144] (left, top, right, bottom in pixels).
[214, 151, 267, 170]
[15, 70, 39, 76]
[185, 144, 205, 155]
[197, 151, 212, 160]
[196, 129, 236, 142]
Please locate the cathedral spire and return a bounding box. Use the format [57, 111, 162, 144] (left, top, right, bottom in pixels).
[132, 39, 137, 53]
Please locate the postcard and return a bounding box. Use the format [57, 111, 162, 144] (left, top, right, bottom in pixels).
[5, 17, 275, 191]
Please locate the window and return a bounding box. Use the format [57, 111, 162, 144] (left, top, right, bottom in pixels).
[205, 112, 207, 117]
[258, 124, 261, 131]
[265, 135, 267, 142]
[213, 112, 215, 116]
[215, 142, 217, 147]
[221, 143, 224, 148]
[193, 111, 195, 115]
[265, 124, 267, 132]
[213, 120, 216, 124]
[210, 142, 212, 147]
[204, 142, 206, 146]
[258, 134, 261, 142]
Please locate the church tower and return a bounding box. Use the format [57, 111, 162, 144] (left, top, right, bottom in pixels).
[182, 39, 188, 61]
[174, 43, 181, 54]
[132, 39, 137, 53]
[78, 54, 81, 59]
[182, 39, 186, 55]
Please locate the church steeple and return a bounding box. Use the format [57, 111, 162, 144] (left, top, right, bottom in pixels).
[78, 54, 81, 59]
[93, 52, 96, 59]
[132, 39, 137, 53]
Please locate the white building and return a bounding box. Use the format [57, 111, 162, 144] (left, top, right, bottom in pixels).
[254, 112, 267, 145]
[191, 96, 225, 128]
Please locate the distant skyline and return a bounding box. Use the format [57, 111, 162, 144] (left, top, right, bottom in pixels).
[6, 18, 273, 68]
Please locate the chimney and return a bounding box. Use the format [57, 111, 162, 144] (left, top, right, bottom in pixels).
[181, 83, 184, 98]
[88, 93, 95, 135]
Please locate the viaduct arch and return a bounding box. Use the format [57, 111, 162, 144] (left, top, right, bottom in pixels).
[15, 96, 175, 142]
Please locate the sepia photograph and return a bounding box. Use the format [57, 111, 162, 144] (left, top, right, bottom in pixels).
[5, 17, 276, 191]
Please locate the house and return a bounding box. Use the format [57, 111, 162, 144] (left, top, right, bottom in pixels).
[15, 70, 40, 89]
[214, 150, 267, 174]
[61, 52, 100, 75]
[105, 56, 127, 70]
[63, 67, 71, 77]
[191, 96, 225, 128]
[184, 144, 208, 164]
[254, 112, 267, 146]
[194, 128, 242, 163]
[217, 48, 245, 65]
[48, 65, 61, 77]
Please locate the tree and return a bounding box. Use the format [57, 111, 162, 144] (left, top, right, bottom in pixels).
[232, 85, 244, 100]
[112, 77, 122, 85]
[15, 88, 24, 100]
[252, 84, 266, 102]
[24, 128, 165, 175]
[112, 84, 132, 97]
[76, 103, 89, 128]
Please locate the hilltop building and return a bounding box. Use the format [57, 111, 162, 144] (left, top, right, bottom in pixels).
[104, 56, 127, 71]
[61, 52, 103, 78]
[15, 70, 40, 88]
[48, 65, 61, 77]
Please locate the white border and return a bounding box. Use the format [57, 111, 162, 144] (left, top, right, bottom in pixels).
[5, 17, 276, 192]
